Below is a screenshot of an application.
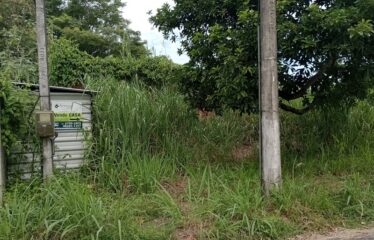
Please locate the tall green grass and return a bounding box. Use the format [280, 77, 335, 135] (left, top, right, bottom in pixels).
[92, 81, 194, 157]
[87, 81, 251, 192]
[1, 81, 373, 239]
[281, 101, 374, 175]
[0, 176, 170, 240]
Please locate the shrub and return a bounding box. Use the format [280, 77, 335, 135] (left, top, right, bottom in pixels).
[0, 73, 35, 155]
[49, 38, 181, 88]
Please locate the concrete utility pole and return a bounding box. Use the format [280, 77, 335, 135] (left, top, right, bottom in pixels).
[259, 0, 282, 194]
[0, 105, 5, 205]
[35, 0, 54, 179]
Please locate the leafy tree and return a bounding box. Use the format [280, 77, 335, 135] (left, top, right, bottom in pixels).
[151, 0, 374, 114]
[1, 0, 149, 59]
[48, 0, 149, 57]
[0, 0, 36, 58]
[0, 0, 38, 84]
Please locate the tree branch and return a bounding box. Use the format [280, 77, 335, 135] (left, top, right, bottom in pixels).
[279, 102, 313, 115]
[280, 56, 336, 101]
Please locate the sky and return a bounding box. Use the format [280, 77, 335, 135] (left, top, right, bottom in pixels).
[122, 0, 189, 64]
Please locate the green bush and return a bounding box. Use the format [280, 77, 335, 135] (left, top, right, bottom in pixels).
[0, 73, 35, 155]
[49, 38, 93, 87]
[49, 38, 181, 88]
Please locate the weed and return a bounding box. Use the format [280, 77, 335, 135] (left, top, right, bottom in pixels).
[1, 82, 373, 239]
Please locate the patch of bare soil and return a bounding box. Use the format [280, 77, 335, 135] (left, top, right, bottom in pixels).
[232, 144, 253, 161]
[162, 178, 213, 240]
[196, 109, 216, 121]
[173, 224, 199, 240]
[162, 178, 188, 199]
[173, 221, 212, 240]
[291, 227, 374, 240]
[162, 177, 191, 213]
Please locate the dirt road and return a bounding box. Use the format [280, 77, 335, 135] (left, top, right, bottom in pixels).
[292, 228, 374, 240]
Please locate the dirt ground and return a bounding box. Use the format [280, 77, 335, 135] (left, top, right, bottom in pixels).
[292, 228, 374, 240]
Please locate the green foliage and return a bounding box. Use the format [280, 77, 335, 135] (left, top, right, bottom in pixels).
[91, 81, 192, 157]
[0, 0, 149, 83]
[0, 0, 36, 60]
[1, 79, 374, 239]
[49, 38, 180, 88]
[0, 74, 35, 155]
[151, 0, 374, 114]
[49, 38, 93, 87]
[126, 155, 176, 193]
[281, 101, 374, 174]
[0, 0, 38, 158]
[90, 85, 374, 238]
[1, 1, 373, 238]
[0, 0, 38, 83]
[0, 176, 169, 239]
[135, 56, 182, 87]
[48, 0, 149, 57]
[87, 80, 250, 192]
[0, 0, 173, 90]
[94, 55, 181, 87]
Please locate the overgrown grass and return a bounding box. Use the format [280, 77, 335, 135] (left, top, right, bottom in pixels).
[1, 82, 373, 239]
[0, 176, 172, 240]
[87, 80, 251, 193]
